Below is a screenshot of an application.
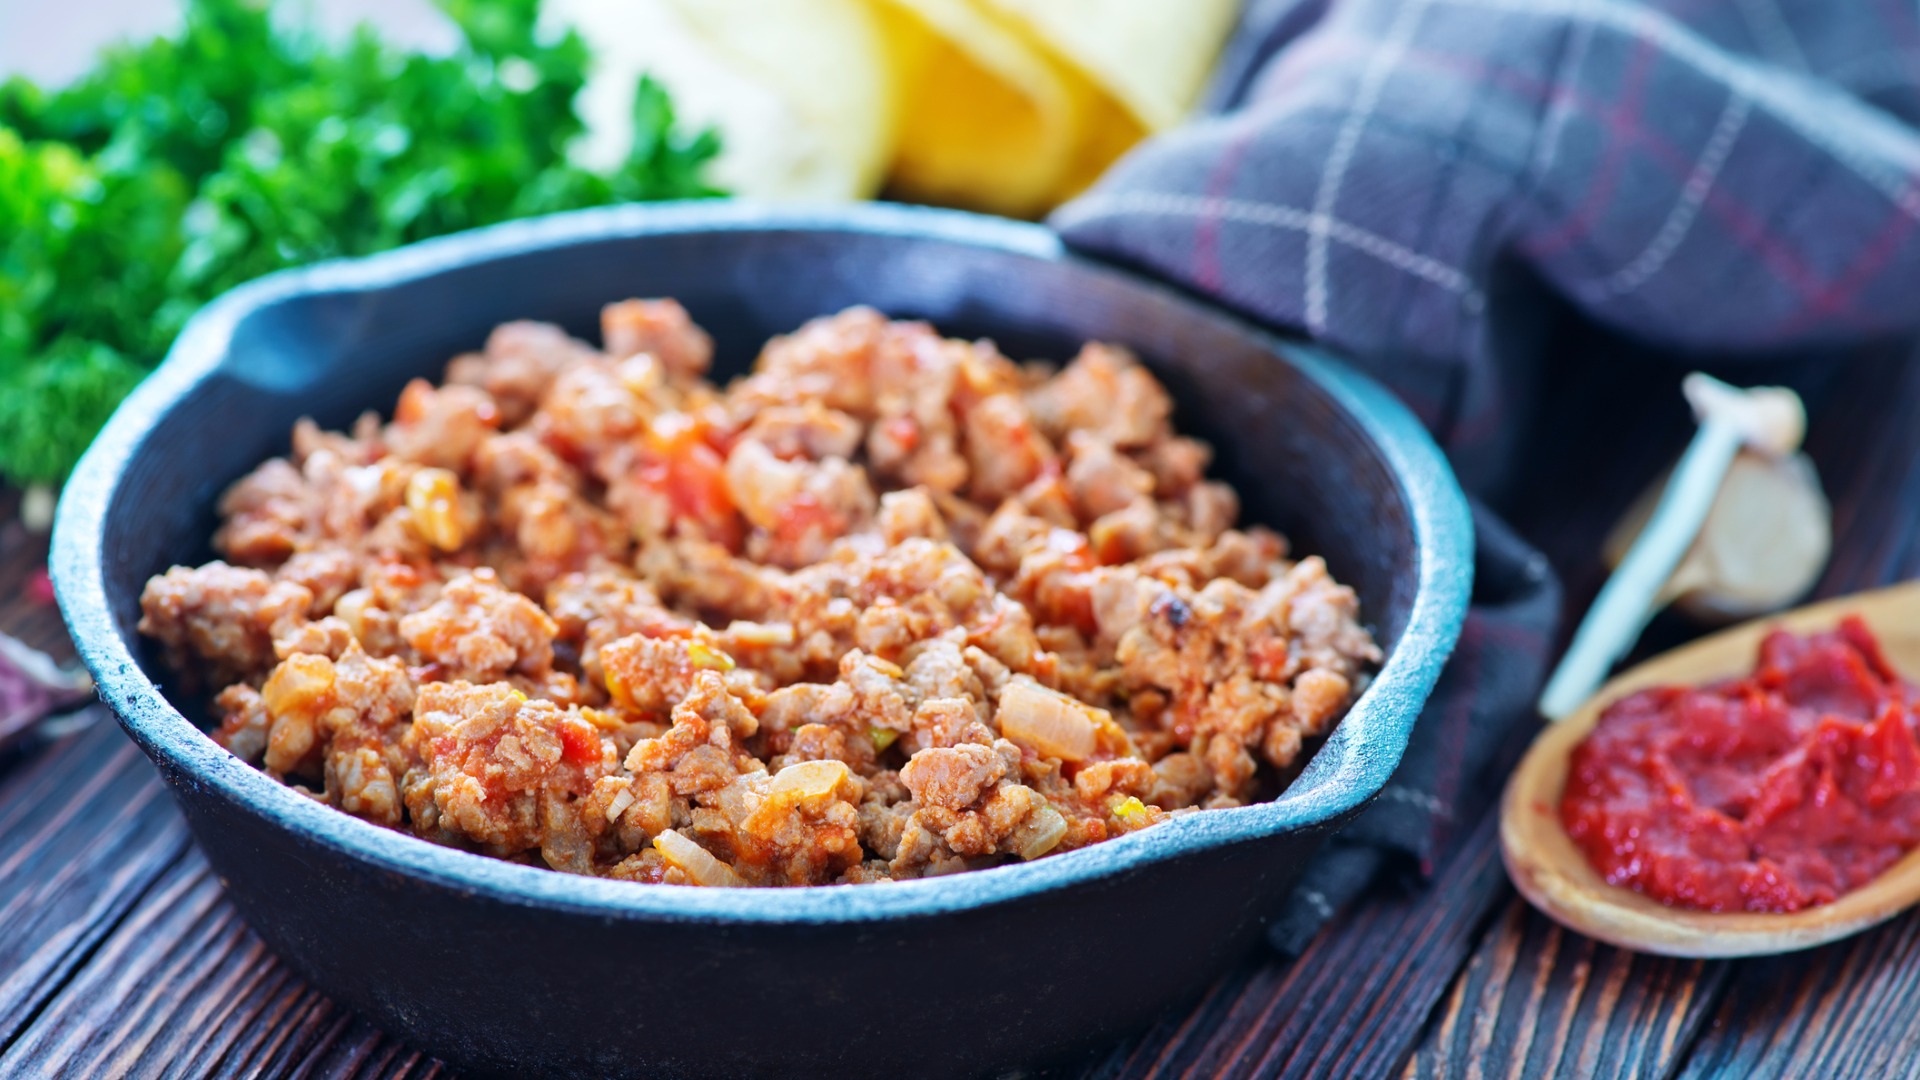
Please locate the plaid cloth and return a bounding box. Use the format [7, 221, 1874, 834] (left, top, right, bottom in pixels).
[1055, 0, 1920, 948]
[1056, 0, 1920, 486]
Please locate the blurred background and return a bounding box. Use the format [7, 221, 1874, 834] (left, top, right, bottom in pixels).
[1, 0, 455, 86]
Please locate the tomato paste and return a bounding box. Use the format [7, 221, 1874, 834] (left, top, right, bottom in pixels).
[1561, 617, 1920, 913]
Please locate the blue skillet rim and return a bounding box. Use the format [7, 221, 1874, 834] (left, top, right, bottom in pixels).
[52, 200, 1474, 924]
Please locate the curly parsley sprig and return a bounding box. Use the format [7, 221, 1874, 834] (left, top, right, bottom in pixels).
[0, 0, 720, 489]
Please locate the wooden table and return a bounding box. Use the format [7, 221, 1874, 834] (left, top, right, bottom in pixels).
[4, 331, 1918, 1079]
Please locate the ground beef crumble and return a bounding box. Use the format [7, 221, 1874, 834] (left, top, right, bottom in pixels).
[139, 303, 1380, 887]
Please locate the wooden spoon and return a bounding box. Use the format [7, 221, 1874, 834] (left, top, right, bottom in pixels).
[1502, 579, 1920, 958]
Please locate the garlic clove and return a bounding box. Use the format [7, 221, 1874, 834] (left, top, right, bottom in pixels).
[1604, 449, 1830, 623]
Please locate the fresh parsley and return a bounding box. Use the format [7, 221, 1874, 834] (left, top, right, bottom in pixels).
[0, 0, 720, 487]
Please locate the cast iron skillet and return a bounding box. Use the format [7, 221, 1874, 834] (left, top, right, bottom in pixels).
[53, 202, 1472, 1079]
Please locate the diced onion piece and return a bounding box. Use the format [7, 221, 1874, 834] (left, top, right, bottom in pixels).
[1014, 804, 1069, 860]
[997, 678, 1099, 762]
[343, 464, 385, 501]
[405, 467, 468, 551]
[604, 785, 636, 824]
[652, 830, 746, 887]
[867, 656, 906, 679]
[616, 352, 665, 397]
[334, 588, 373, 641]
[745, 760, 854, 836]
[262, 653, 335, 718]
[725, 620, 795, 647]
[870, 727, 899, 752]
[768, 758, 852, 800]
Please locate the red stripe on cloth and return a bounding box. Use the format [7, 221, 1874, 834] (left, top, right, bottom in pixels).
[1218, 34, 1835, 307]
[1523, 34, 1662, 260]
[1775, 179, 1920, 337]
[1875, 0, 1920, 50]
[1192, 124, 1259, 294]
[1378, 41, 1829, 304]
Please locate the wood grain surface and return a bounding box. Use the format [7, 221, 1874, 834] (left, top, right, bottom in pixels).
[2, 331, 1916, 1079]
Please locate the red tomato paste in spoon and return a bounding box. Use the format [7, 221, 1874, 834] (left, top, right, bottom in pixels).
[1561, 617, 1920, 913]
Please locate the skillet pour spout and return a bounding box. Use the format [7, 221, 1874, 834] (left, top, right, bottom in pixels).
[52, 202, 1472, 1079]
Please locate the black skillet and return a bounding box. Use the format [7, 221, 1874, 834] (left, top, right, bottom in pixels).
[52, 202, 1473, 1078]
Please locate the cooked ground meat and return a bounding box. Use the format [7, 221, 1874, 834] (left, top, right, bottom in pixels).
[139, 302, 1380, 887]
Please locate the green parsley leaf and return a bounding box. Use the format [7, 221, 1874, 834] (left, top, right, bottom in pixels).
[0, 0, 720, 486]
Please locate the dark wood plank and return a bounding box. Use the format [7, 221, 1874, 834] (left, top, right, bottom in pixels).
[280, 1016, 447, 1080]
[1208, 815, 1511, 1079]
[1071, 811, 1509, 1079]
[0, 718, 442, 1079]
[1401, 900, 1727, 1080]
[1675, 916, 1920, 1080]
[4, 851, 406, 1078]
[0, 712, 193, 1047]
